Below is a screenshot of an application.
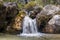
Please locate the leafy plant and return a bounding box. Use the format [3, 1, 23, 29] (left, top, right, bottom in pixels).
[24, 1, 36, 10]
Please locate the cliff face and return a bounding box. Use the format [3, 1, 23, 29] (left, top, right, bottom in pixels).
[0, 2, 7, 32]
[0, 2, 19, 33]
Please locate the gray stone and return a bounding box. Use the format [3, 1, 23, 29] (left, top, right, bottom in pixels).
[40, 5, 60, 16]
[47, 15, 60, 33]
[48, 15, 60, 26]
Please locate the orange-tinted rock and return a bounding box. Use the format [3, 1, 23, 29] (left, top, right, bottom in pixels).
[7, 11, 26, 34]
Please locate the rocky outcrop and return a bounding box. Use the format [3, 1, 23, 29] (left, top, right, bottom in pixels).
[38, 5, 60, 16]
[48, 15, 60, 33]
[6, 11, 26, 34]
[36, 5, 60, 33]
[42, 15, 60, 33]
[0, 2, 19, 33]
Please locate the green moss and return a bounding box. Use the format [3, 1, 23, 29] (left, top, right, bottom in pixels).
[17, 3, 24, 9]
[24, 1, 36, 10]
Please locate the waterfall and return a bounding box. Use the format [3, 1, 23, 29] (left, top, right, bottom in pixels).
[19, 15, 44, 37]
[23, 15, 38, 33]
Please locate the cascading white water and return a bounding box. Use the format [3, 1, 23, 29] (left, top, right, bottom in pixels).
[23, 15, 38, 33]
[19, 15, 44, 37]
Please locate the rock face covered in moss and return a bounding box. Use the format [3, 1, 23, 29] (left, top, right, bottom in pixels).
[36, 5, 60, 33]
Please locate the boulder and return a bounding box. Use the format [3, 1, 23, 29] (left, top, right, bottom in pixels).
[42, 5, 60, 15]
[0, 2, 19, 33]
[7, 11, 26, 34]
[44, 15, 60, 33]
[4, 2, 18, 17]
[36, 5, 60, 33]
[3, 2, 18, 27]
[38, 5, 60, 16]
[36, 15, 52, 32]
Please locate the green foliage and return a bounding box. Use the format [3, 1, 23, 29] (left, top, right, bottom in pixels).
[24, 1, 36, 9]
[17, 3, 24, 9]
[24, 1, 37, 12]
[17, 10, 26, 18]
[35, 0, 43, 6]
[3, 0, 17, 2]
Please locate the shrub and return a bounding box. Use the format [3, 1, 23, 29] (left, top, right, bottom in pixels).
[24, 1, 36, 11]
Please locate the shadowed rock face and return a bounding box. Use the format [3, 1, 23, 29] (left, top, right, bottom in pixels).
[42, 15, 60, 33]
[47, 15, 60, 33]
[4, 2, 18, 17]
[40, 15, 60, 33]
[5, 2, 18, 26]
[0, 2, 7, 32]
[29, 11, 37, 19]
[0, 2, 19, 33]
[36, 15, 52, 32]
[36, 5, 60, 33]
[29, 6, 42, 19]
